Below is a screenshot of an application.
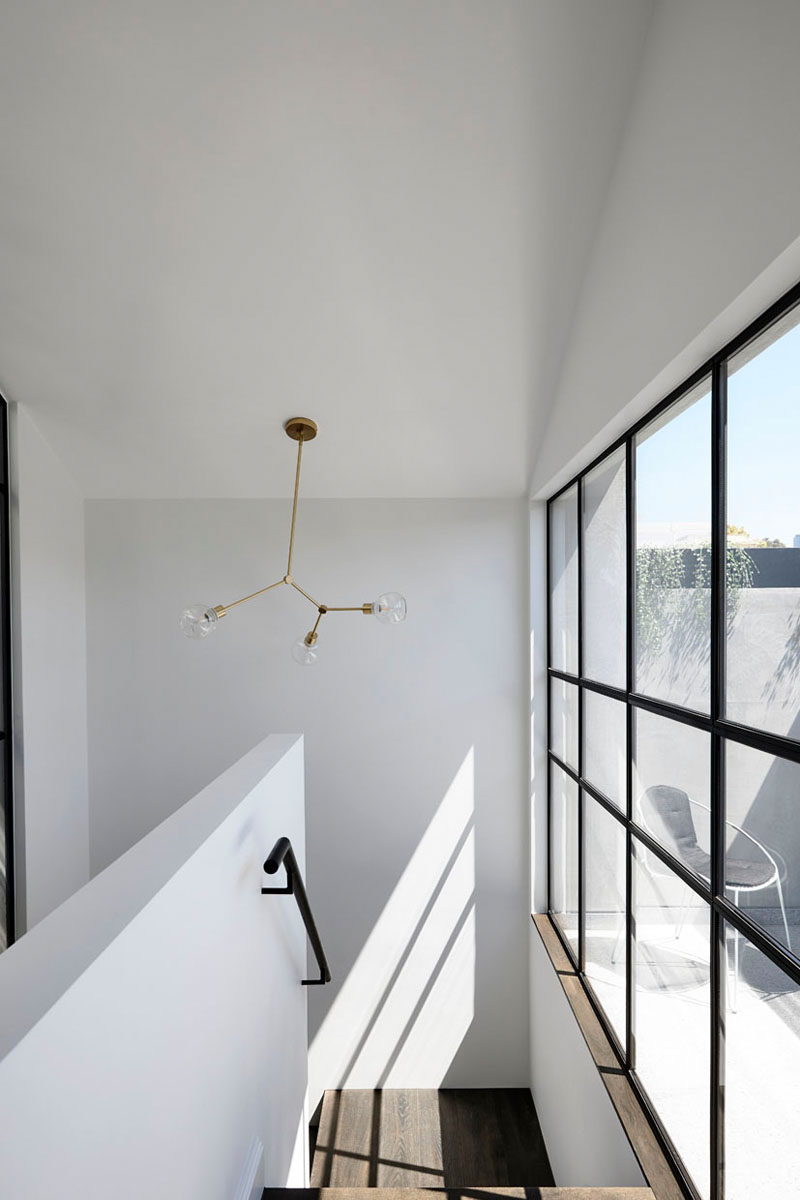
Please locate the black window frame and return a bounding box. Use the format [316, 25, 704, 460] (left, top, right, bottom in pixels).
[546, 278, 800, 1200]
[0, 396, 13, 950]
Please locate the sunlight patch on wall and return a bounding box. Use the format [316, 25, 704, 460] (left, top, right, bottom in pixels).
[347, 830, 475, 1087]
[381, 901, 476, 1087]
[309, 748, 475, 1092]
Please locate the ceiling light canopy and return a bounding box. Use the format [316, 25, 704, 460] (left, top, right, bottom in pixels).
[179, 417, 407, 664]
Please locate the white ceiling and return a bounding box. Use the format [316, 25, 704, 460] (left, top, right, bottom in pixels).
[0, 1, 652, 498]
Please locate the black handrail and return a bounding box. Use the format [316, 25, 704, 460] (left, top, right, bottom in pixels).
[262, 836, 331, 986]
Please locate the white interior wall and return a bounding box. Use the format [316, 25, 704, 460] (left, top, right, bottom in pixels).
[8, 405, 89, 931]
[529, 501, 548, 914]
[529, 924, 644, 1186]
[0, 734, 308, 1199]
[532, 0, 800, 498]
[85, 496, 529, 1104]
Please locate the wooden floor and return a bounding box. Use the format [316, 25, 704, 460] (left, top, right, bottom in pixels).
[309, 1089, 556, 1188]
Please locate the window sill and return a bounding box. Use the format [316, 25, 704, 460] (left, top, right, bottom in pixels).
[531, 913, 685, 1200]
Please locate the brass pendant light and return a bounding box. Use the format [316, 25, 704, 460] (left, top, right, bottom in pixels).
[179, 418, 407, 664]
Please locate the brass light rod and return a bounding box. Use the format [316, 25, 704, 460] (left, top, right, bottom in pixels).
[286, 434, 303, 575]
[179, 415, 407, 661]
[291, 579, 323, 608]
[283, 415, 317, 577]
[214, 578, 284, 617]
[216, 583, 370, 622]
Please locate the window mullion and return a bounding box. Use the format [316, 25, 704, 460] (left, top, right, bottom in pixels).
[577, 476, 585, 974]
[710, 357, 727, 1200]
[625, 436, 635, 1071]
[546, 499, 553, 916]
[0, 400, 13, 947]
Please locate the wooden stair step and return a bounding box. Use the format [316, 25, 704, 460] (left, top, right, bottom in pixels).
[265, 1189, 655, 1199]
[310, 1089, 556, 1188]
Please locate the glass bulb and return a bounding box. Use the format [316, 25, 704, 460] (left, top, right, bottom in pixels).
[179, 604, 219, 639]
[371, 592, 407, 624]
[292, 636, 319, 666]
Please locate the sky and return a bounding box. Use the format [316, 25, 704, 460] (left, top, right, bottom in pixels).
[636, 317, 800, 547]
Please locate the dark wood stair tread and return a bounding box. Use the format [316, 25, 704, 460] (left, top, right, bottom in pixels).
[265, 1189, 655, 1199]
[309, 1089, 555, 1188]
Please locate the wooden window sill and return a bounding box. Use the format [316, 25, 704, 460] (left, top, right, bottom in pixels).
[532, 914, 686, 1200]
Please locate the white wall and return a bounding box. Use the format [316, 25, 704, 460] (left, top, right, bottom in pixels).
[0, 734, 308, 1199]
[529, 924, 645, 1187]
[9, 405, 89, 931]
[532, 0, 800, 497]
[529, 501, 548, 914]
[84, 497, 530, 1105]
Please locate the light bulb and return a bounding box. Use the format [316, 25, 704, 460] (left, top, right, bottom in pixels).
[371, 592, 407, 624]
[179, 604, 219, 639]
[292, 635, 319, 666]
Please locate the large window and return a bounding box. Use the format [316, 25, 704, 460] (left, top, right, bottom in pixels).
[547, 283, 800, 1200]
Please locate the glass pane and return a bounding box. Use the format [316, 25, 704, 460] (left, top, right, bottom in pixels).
[633, 839, 710, 1198]
[550, 678, 578, 771]
[725, 926, 800, 1199]
[633, 709, 711, 883]
[584, 690, 626, 809]
[551, 763, 579, 957]
[550, 486, 578, 675]
[725, 740, 796, 955]
[635, 380, 712, 713]
[585, 798, 626, 1044]
[726, 305, 800, 738]
[583, 447, 626, 687]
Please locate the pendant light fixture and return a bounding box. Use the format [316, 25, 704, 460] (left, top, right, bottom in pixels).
[179, 417, 407, 664]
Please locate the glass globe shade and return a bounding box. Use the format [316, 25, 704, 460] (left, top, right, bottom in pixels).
[179, 605, 219, 639]
[372, 592, 407, 624]
[291, 636, 319, 666]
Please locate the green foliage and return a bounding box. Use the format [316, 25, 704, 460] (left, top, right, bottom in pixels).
[727, 544, 757, 596]
[636, 546, 686, 654]
[636, 544, 756, 654]
[725, 522, 785, 547]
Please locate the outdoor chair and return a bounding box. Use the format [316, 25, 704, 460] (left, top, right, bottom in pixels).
[638, 784, 790, 1009]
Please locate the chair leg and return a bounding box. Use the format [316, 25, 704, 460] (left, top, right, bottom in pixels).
[776, 874, 791, 951]
[733, 924, 739, 1013]
[731, 888, 739, 1014]
[675, 882, 691, 940]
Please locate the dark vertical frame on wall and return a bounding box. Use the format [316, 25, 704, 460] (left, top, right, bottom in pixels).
[0, 396, 14, 950]
[625, 437, 636, 1072]
[544, 277, 800, 1200]
[546, 504, 553, 917]
[577, 477, 585, 974]
[709, 358, 727, 1200]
